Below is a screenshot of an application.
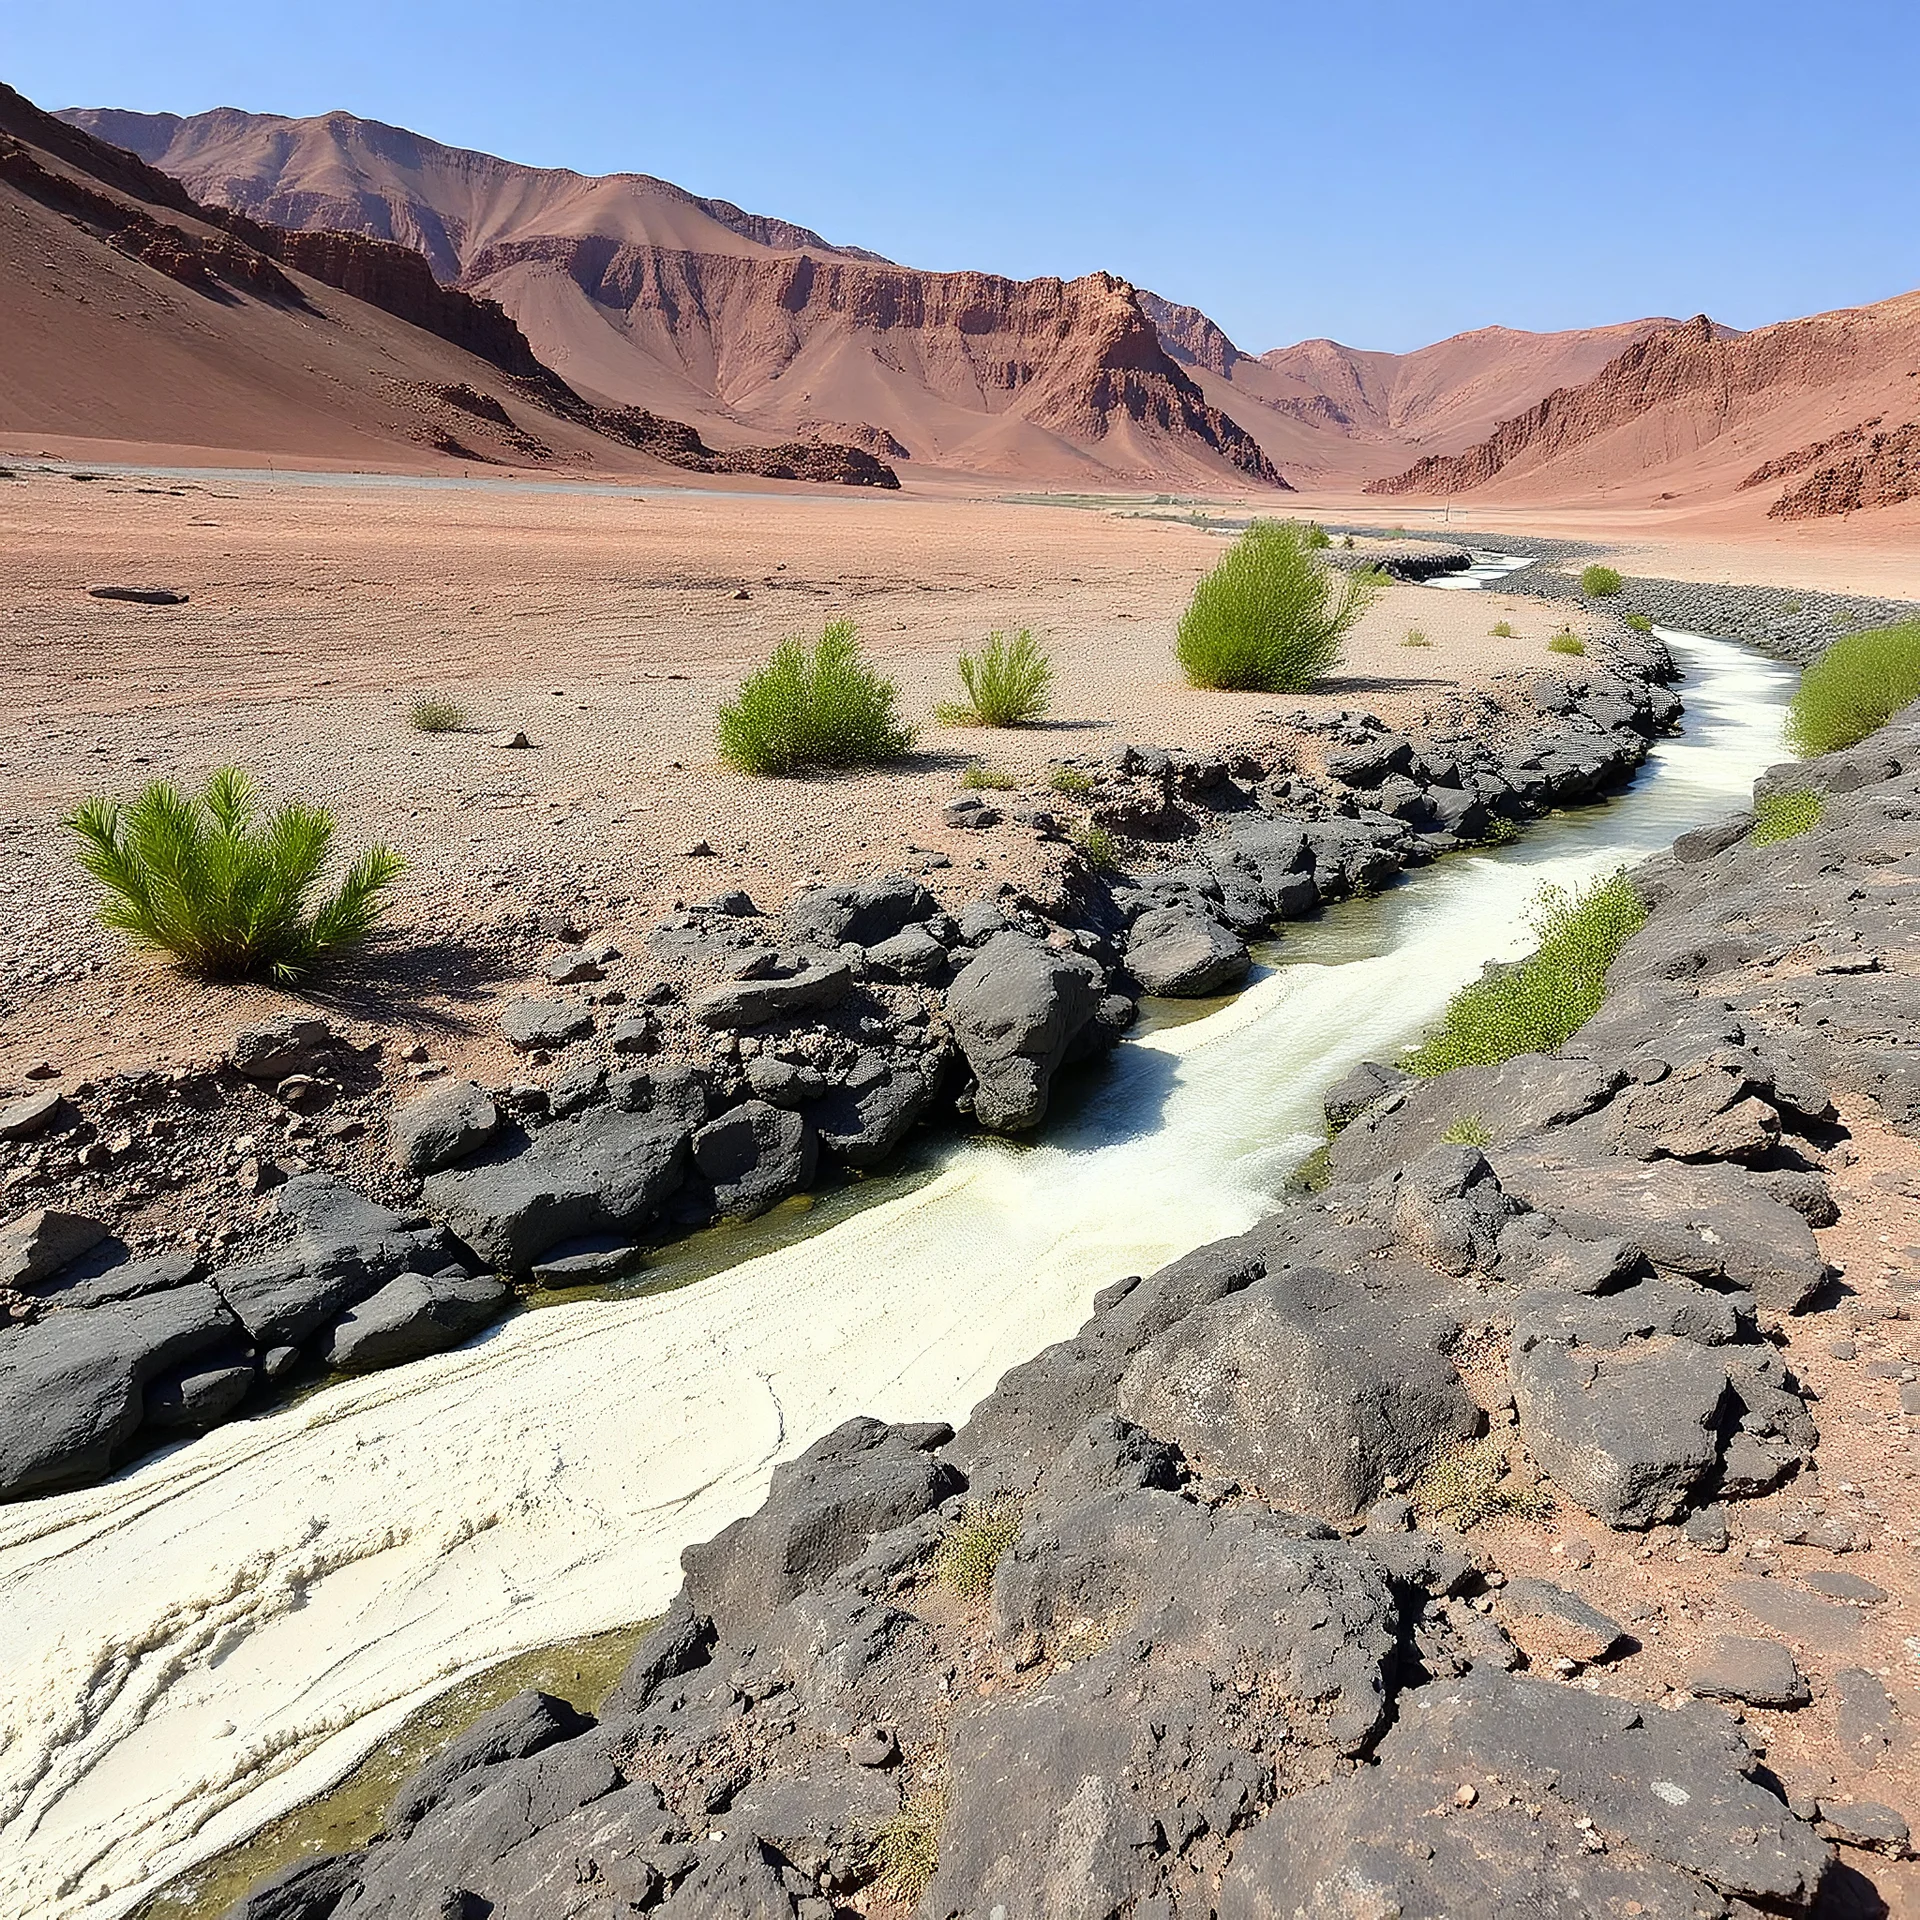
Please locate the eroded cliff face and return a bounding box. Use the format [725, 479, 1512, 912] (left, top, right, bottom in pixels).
[467, 242, 1286, 483]
[1766, 418, 1920, 519]
[62, 103, 1287, 485]
[1369, 300, 1920, 505]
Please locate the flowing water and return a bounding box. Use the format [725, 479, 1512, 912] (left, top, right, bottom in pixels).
[0, 630, 1794, 1918]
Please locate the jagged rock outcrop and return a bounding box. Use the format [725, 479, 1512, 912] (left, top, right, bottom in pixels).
[1368, 296, 1920, 508]
[1768, 417, 1920, 518]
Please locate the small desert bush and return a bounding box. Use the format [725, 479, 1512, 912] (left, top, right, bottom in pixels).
[1413, 1434, 1555, 1531]
[1402, 871, 1646, 1076]
[1580, 563, 1623, 597]
[1753, 787, 1825, 843]
[1478, 814, 1519, 846]
[1548, 632, 1587, 656]
[1783, 597, 1804, 615]
[1402, 629, 1431, 648]
[1624, 613, 1654, 634]
[1071, 822, 1120, 872]
[961, 763, 1016, 791]
[717, 619, 916, 774]
[1785, 619, 1920, 757]
[866, 1783, 949, 1905]
[1440, 1113, 1493, 1146]
[409, 697, 466, 733]
[1177, 520, 1385, 692]
[1304, 522, 1332, 549]
[65, 767, 404, 982]
[1048, 764, 1094, 796]
[937, 628, 1053, 727]
[1488, 620, 1515, 638]
[933, 1501, 1023, 1600]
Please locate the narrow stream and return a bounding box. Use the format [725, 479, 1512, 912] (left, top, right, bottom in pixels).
[0, 630, 1794, 1920]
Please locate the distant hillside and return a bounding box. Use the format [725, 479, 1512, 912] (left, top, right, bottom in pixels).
[1367, 300, 1920, 516]
[67, 105, 1284, 487]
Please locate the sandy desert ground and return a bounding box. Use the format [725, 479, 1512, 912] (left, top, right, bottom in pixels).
[0, 465, 1647, 1094]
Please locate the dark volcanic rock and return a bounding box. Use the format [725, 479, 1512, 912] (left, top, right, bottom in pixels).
[213, 1175, 435, 1349]
[1123, 905, 1250, 996]
[0, 1281, 238, 1496]
[389, 1080, 500, 1176]
[423, 1107, 689, 1271]
[947, 932, 1104, 1131]
[1116, 1265, 1478, 1519]
[691, 1100, 818, 1219]
[318, 1269, 508, 1372]
[680, 1416, 960, 1645]
[1218, 1672, 1829, 1915]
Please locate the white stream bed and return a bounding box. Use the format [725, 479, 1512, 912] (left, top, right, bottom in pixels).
[0, 630, 1793, 1918]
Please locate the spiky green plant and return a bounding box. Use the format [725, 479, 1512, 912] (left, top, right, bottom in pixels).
[1489, 620, 1515, 638]
[1412, 1434, 1555, 1531]
[1176, 521, 1384, 692]
[1048, 764, 1094, 796]
[1624, 613, 1654, 634]
[717, 620, 916, 775]
[1786, 620, 1920, 757]
[1402, 629, 1431, 648]
[1752, 787, 1825, 843]
[1304, 522, 1332, 549]
[866, 1782, 949, 1905]
[409, 697, 466, 733]
[1402, 872, 1646, 1076]
[933, 1501, 1023, 1600]
[1580, 564, 1623, 597]
[938, 629, 1053, 727]
[1070, 822, 1120, 872]
[1440, 1114, 1493, 1146]
[65, 768, 404, 982]
[1548, 632, 1587, 656]
[961, 764, 1016, 791]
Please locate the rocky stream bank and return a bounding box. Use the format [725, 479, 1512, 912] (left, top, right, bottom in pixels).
[0, 631, 1680, 1498]
[213, 690, 1920, 1920]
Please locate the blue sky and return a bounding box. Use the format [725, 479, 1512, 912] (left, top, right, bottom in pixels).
[6, 0, 1916, 353]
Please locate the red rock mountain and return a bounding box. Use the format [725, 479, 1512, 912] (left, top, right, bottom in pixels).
[1139, 291, 1694, 485]
[0, 85, 905, 485]
[67, 105, 1280, 487]
[1368, 299, 1920, 516]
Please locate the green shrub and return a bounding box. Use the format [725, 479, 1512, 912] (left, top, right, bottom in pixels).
[1785, 619, 1920, 757]
[1413, 1434, 1555, 1531]
[717, 620, 916, 774]
[866, 1783, 948, 1905]
[409, 697, 466, 733]
[1402, 871, 1646, 1076]
[1547, 632, 1586, 656]
[1783, 597, 1804, 615]
[1753, 787, 1825, 843]
[1402, 629, 1431, 648]
[937, 628, 1053, 727]
[1070, 822, 1120, 872]
[961, 764, 1016, 791]
[1624, 613, 1654, 634]
[1440, 1114, 1493, 1145]
[1176, 521, 1384, 692]
[1580, 563, 1623, 597]
[1489, 620, 1515, 639]
[65, 767, 404, 982]
[934, 1501, 1023, 1599]
[1048, 764, 1094, 796]
[1304, 522, 1332, 549]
